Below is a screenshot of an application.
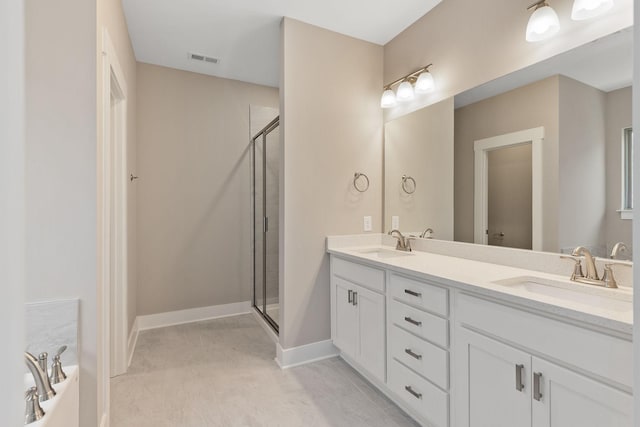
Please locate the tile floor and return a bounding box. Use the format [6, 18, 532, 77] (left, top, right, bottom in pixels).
[111, 314, 419, 427]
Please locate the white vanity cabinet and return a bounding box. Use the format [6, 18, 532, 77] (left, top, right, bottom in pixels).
[454, 293, 633, 427]
[331, 257, 386, 383]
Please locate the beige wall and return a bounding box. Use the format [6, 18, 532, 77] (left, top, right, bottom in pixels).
[280, 18, 383, 348]
[558, 76, 607, 252]
[136, 63, 278, 316]
[1, 0, 25, 424]
[605, 86, 632, 253]
[383, 0, 632, 121]
[454, 77, 560, 251]
[384, 98, 454, 237]
[25, 0, 99, 424]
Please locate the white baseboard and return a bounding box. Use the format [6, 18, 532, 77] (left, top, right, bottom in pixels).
[251, 308, 279, 343]
[276, 339, 339, 369]
[100, 412, 108, 427]
[127, 317, 139, 367]
[136, 301, 252, 331]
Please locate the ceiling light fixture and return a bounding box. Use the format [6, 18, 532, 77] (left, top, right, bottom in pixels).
[380, 64, 434, 109]
[526, 1, 560, 42]
[571, 0, 614, 20]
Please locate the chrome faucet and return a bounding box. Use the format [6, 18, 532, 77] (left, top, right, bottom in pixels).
[389, 229, 412, 252]
[571, 246, 599, 281]
[24, 352, 56, 402]
[419, 228, 434, 239]
[610, 242, 628, 259]
[562, 246, 618, 288]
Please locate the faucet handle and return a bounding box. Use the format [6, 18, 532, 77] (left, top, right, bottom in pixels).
[24, 387, 45, 424]
[601, 264, 619, 289]
[38, 352, 48, 375]
[560, 255, 584, 281]
[55, 345, 67, 358]
[50, 346, 68, 384]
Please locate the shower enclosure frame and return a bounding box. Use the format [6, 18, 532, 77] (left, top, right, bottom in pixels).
[251, 115, 280, 333]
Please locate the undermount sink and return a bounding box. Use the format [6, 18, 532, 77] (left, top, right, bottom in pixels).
[492, 276, 633, 313]
[356, 248, 414, 259]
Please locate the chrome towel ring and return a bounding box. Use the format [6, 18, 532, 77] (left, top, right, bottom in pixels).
[353, 172, 370, 193]
[402, 175, 416, 194]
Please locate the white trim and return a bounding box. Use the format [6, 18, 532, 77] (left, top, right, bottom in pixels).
[618, 209, 633, 220]
[275, 340, 339, 369]
[474, 127, 544, 251]
[136, 301, 252, 331]
[127, 317, 139, 367]
[251, 308, 279, 343]
[100, 413, 108, 427]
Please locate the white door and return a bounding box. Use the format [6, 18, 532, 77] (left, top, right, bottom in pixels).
[456, 328, 531, 427]
[531, 358, 632, 427]
[333, 278, 358, 360]
[355, 285, 385, 382]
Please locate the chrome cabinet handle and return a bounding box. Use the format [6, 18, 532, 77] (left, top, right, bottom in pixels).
[404, 316, 422, 327]
[352, 292, 358, 306]
[405, 385, 422, 399]
[515, 364, 524, 392]
[348, 290, 353, 303]
[405, 348, 422, 360]
[533, 372, 543, 401]
[404, 289, 421, 297]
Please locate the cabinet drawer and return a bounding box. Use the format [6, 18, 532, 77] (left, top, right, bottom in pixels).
[388, 359, 449, 427]
[390, 326, 448, 390]
[390, 274, 448, 316]
[389, 300, 448, 348]
[332, 257, 385, 293]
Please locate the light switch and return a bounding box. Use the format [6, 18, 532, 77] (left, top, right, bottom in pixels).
[392, 216, 400, 230]
[363, 216, 373, 232]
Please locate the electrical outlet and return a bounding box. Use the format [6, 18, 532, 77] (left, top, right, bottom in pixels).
[363, 216, 373, 232]
[392, 216, 400, 230]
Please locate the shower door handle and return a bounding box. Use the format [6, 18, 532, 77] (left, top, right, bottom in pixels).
[263, 217, 268, 233]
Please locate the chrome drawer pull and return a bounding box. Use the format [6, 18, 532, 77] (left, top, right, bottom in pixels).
[533, 372, 543, 401]
[348, 290, 353, 303]
[405, 348, 422, 360]
[352, 292, 358, 306]
[405, 385, 422, 399]
[404, 289, 421, 297]
[515, 364, 524, 392]
[404, 316, 422, 326]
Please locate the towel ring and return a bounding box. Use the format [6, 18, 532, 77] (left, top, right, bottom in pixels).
[402, 175, 416, 194]
[353, 172, 370, 193]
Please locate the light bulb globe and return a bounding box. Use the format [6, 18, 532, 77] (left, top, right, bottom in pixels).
[571, 0, 614, 20]
[415, 71, 435, 93]
[396, 81, 415, 102]
[380, 89, 397, 108]
[526, 5, 560, 42]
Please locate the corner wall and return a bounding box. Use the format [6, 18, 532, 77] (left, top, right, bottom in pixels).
[280, 18, 383, 349]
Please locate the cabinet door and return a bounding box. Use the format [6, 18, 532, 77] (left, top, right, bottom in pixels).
[531, 358, 632, 427]
[333, 278, 358, 360]
[455, 328, 531, 427]
[355, 285, 385, 382]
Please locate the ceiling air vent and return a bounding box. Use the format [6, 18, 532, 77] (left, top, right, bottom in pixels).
[189, 52, 220, 64]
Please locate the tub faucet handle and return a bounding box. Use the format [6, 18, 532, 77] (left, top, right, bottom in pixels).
[50, 345, 68, 384]
[24, 387, 45, 424]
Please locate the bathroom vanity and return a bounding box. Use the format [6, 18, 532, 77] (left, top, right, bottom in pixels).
[328, 236, 633, 427]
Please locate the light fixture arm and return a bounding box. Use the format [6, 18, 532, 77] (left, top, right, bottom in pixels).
[383, 64, 432, 90]
[527, 0, 549, 11]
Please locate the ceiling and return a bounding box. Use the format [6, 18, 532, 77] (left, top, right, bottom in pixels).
[122, 0, 442, 88]
[455, 26, 633, 108]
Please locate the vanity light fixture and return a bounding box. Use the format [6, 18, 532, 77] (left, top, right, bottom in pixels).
[526, 0, 560, 42]
[380, 64, 434, 109]
[571, 0, 614, 20]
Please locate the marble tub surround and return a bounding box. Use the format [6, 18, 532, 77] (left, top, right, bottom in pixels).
[25, 299, 79, 367]
[327, 235, 632, 334]
[327, 234, 633, 288]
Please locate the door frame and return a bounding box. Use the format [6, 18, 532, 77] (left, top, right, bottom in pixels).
[473, 127, 544, 251]
[100, 28, 129, 391]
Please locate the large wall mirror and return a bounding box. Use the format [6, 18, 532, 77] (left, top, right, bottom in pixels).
[384, 26, 632, 259]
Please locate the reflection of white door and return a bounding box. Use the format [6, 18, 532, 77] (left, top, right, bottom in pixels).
[474, 127, 544, 251]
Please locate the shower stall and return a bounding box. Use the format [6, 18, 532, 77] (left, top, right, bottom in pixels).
[252, 115, 280, 333]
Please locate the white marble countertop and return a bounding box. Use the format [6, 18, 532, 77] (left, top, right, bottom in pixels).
[328, 243, 633, 336]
